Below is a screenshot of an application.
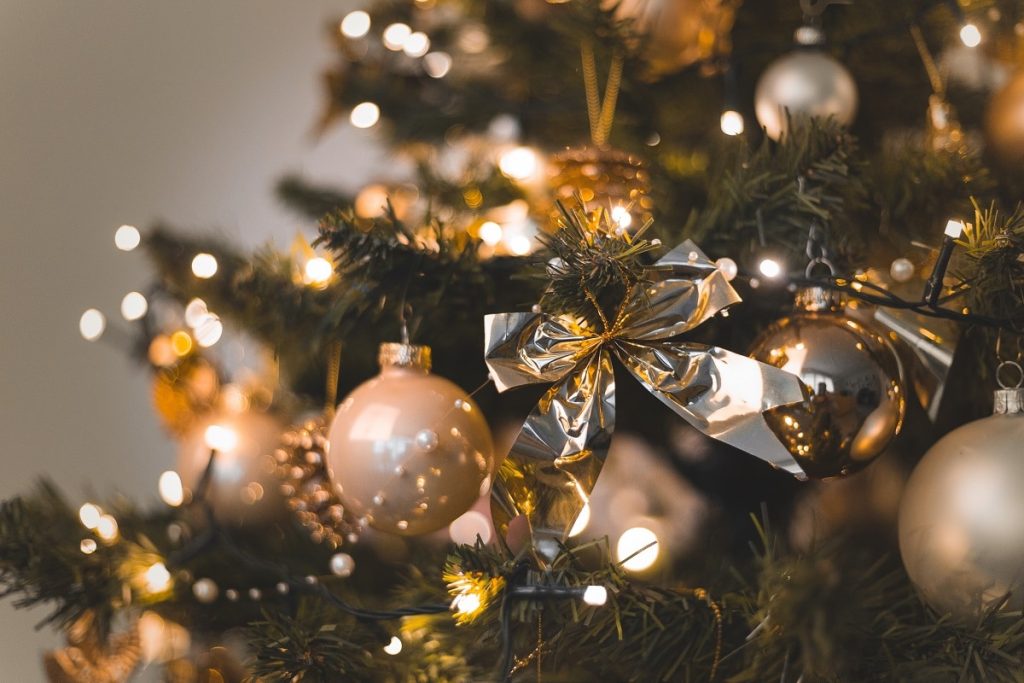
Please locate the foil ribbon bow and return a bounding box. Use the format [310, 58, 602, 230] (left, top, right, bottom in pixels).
[484, 240, 806, 550]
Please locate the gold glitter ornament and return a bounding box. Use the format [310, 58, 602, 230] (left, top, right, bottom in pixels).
[547, 146, 652, 231]
[750, 287, 906, 479]
[43, 611, 141, 683]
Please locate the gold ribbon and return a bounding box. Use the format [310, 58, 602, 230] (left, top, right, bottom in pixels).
[484, 240, 807, 551]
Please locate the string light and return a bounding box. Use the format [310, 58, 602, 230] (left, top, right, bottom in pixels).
[478, 221, 503, 246]
[945, 218, 966, 238]
[79, 503, 102, 529]
[498, 146, 540, 181]
[184, 298, 209, 327]
[204, 424, 239, 452]
[616, 526, 660, 572]
[114, 224, 141, 251]
[170, 330, 193, 356]
[506, 234, 532, 256]
[142, 562, 172, 594]
[96, 514, 119, 542]
[340, 10, 371, 38]
[758, 257, 783, 279]
[383, 636, 403, 655]
[424, 51, 452, 78]
[193, 315, 223, 348]
[403, 32, 430, 58]
[191, 253, 218, 278]
[120, 291, 148, 321]
[960, 22, 982, 47]
[158, 471, 184, 507]
[720, 110, 745, 136]
[610, 206, 633, 230]
[582, 585, 608, 606]
[350, 102, 381, 129]
[79, 309, 106, 341]
[568, 502, 591, 538]
[303, 257, 333, 286]
[382, 23, 411, 51]
[453, 591, 482, 616]
[79, 539, 97, 555]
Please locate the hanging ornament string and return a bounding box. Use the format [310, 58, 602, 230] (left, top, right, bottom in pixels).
[580, 41, 624, 147]
[324, 340, 342, 415]
[908, 23, 945, 99]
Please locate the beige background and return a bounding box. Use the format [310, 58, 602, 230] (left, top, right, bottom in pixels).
[0, 1, 377, 677]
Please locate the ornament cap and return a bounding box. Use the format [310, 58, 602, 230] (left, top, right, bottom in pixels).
[794, 25, 826, 47]
[378, 342, 432, 372]
[994, 388, 1024, 415]
[794, 286, 844, 313]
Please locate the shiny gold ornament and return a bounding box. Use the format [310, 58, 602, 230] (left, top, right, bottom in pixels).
[547, 146, 652, 231]
[485, 240, 806, 555]
[750, 288, 905, 479]
[986, 69, 1024, 165]
[325, 343, 496, 536]
[900, 379, 1024, 620]
[272, 419, 359, 548]
[43, 611, 141, 683]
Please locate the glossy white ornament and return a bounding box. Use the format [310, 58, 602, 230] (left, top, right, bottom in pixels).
[192, 578, 219, 604]
[899, 385, 1024, 620]
[755, 48, 858, 140]
[326, 343, 495, 536]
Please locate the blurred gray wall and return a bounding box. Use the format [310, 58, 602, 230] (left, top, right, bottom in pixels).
[0, 1, 386, 677]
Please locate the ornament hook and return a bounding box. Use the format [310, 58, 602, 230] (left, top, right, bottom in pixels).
[996, 360, 1024, 389]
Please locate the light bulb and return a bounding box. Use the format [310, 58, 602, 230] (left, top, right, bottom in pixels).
[303, 257, 333, 285]
[720, 109, 745, 136]
[204, 424, 239, 452]
[506, 234, 532, 256]
[79, 309, 106, 341]
[80, 539, 97, 555]
[582, 585, 607, 606]
[79, 503, 102, 529]
[568, 502, 590, 538]
[120, 291, 148, 321]
[454, 591, 482, 615]
[610, 206, 633, 229]
[191, 253, 218, 278]
[616, 526, 660, 572]
[478, 221, 503, 246]
[340, 10, 371, 38]
[382, 23, 411, 51]
[383, 636, 403, 655]
[945, 219, 965, 238]
[960, 23, 982, 47]
[184, 298, 209, 328]
[498, 146, 540, 181]
[143, 562, 172, 594]
[403, 31, 430, 58]
[193, 316, 223, 347]
[96, 514, 119, 542]
[350, 102, 380, 129]
[159, 471, 184, 507]
[114, 224, 141, 251]
[424, 51, 452, 78]
[758, 258, 783, 279]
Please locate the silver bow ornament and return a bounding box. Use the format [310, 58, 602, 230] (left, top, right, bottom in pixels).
[484, 240, 807, 548]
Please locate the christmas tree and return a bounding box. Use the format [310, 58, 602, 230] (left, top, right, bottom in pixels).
[5, 0, 1024, 680]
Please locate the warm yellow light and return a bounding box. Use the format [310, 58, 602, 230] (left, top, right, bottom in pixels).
[79, 309, 106, 341]
[170, 330, 193, 357]
[159, 471, 184, 507]
[454, 591, 482, 615]
[945, 219, 965, 238]
[114, 224, 141, 251]
[340, 10, 371, 38]
[382, 22, 411, 50]
[191, 253, 218, 278]
[720, 110, 745, 136]
[498, 146, 540, 181]
[610, 206, 633, 230]
[960, 23, 981, 47]
[478, 221, 503, 246]
[383, 636, 403, 655]
[424, 51, 452, 78]
[758, 258, 783, 279]
[506, 234, 532, 256]
[143, 562, 172, 594]
[96, 514, 119, 542]
[616, 526, 660, 572]
[403, 31, 430, 58]
[79, 503, 102, 529]
[303, 257, 333, 285]
[193, 315, 223, 348]
[350, 102, 381, 129]
[120, 291, 148, 321]
[582, 585, 607, 606]
[204, 424, 239, 452]
[568, 502, 590, 538]
[80, 539, 97, 554]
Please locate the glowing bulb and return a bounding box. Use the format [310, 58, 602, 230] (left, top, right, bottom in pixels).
[478, 221, 503, 246]
[498, 146, 540, 181]
[158, 471, 184, 507]
[582, 585, 607, 606]
[758, 258, 783, 279]
[184, 298, 209, 328]
[204, 424, 238, 452]
[79, 503, 102, 529]
[170, 330, 193, 356]
[506, 234, 532, 256]
[114, 224, 141, 251]
[303, 257, 333, 285]
[424, 51, 452, 78]
[80, 539, 97, 554]
[403, 31, 430, 58]
[455, 591, 482, 615]
[720, 109, 745, 136]
[568, 502, 590, 538]
[340, 10, 371, 38]
[382, 22, 411, 50]
[610, 205, 633, 229]
[960, 23, 982, 47]
[96, 514, 119, 542]
[79, 309, 106, 341]
[193, 315, 223, 348]
[120, 291, 148, 321]
[715, 257, 738, 281]
[143, 562, 172, 594]
[191, 253, 218, 278]
[945, 219, 965, 238]
[383, 636, 403, 655]
[616, 526, 659, 572]
[350, 102, 380, 129]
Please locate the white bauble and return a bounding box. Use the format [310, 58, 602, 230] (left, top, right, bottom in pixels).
[755, 50, 858, 140]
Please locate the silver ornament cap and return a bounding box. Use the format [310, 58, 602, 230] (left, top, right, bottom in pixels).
[378, 342, 431, 371]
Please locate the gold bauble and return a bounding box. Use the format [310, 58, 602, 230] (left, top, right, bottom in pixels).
[986, 69, 1024, 165]
[325, 343, 496, 536]
[547, 146, 652, 230]
[750, 288, 905, 479]
[899, 388, 1024, 620]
